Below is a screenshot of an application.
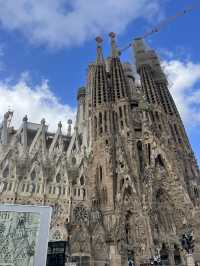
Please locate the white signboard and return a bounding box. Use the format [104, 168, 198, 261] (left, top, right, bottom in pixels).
[0, 204, 52, 266]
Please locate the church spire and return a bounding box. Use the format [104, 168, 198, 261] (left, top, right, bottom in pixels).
[109, 32, 119, 58]
[92, 36, 109, 107]
[109, 32, 129, 100]
[95, 36, 104, 64]
[22, 115, 28, 150]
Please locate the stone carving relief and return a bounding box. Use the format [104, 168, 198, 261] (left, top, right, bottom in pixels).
[70, 226, 90, 254]
[92, 226, 108, 258]
[73, 206, 89, 224]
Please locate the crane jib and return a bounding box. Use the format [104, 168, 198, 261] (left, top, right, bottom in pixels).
[119, 0, 200, 54]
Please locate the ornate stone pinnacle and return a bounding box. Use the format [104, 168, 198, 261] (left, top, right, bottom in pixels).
[95, 36, 103, 44]
[95, 36, 104, 64]
[41, 118, 45, 125]
[67, 119, 72, 137]
[58, 121, 62, 128]
[109, 32, 116, 39]
[67, 119, 73, 125]
[109, 32, 119, 58]
[23, 115, 28, 122]
[4, 111, 10, 119]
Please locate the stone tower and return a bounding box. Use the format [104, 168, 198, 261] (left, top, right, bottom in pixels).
[134, 38, 200, 204]
[0, 34, 199, 266]
[67, 34, 200, 266]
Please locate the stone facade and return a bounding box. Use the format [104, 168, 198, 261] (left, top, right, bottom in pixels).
[0, 34, 200, 266]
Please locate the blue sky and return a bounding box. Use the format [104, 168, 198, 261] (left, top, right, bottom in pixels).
[0, 0, 199, 164]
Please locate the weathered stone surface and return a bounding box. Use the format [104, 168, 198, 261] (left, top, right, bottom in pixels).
[0, 35, 199, 266]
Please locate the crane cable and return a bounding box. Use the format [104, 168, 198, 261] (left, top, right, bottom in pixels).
[119, 0, 200, 54]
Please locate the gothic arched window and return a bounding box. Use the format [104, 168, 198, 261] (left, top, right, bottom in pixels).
[125, 185, 132, 196]
[56, 173, 61, 183]
[102, 186, 107, 204]
[194, 187, 199, 198]
[148, 143, 151, 165]
[82, 188, 86, 200]
[37, 185, 40, 193]
[120, 178, 124, 189]
[125, 211, 132, 245]
[94, 116, 97, 139]
[137, 141, 143, 173]
[22, 183, 25, 192]
[72, 157, 76, 165]
[155, 154, 165, 168]
[3, 165, 9, 178]
[104, 111, 108, 133]
[31, 170, 36, 181]
[3, 182, 7, 192]
[155, 188, 165, 203]
[26, 184, 29, 193]
[99, 112, 103, 134]
[31, 184, 36, 193]
[99, 166, 103, 183]
[80, 175, 85, 186]
[174, 124, 182, 144]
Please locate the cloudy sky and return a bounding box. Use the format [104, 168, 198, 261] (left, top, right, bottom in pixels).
[0, 0, 199, 163]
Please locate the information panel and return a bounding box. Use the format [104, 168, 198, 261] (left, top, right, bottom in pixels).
[0, 204, 52, 266]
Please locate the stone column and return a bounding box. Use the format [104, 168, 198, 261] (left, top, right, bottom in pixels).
[186, 254, 195, 266]
[168, 247, 175, 266]
[110, 245, 122, 266]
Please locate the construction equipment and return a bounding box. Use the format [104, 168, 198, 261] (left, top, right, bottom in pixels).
[119, 0, 200, 54]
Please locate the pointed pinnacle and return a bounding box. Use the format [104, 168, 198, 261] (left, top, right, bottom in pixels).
[67, 119, 73, 125]
[41, 118, 45, 125]
[23, 115, 28, 122]
[95, 36, 103, 45]
[109, 32, 116, 39]
[109, 32, 119, 58]
[95, 36, 104, 64]
[58, 121, 62, 128]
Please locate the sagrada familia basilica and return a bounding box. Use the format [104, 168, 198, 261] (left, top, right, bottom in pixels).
[0, 33, 199, 266]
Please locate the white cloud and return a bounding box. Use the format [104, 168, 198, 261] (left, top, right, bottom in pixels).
[0, 0, 161, 48]
[163, 60, 200, 127]
[0, 74, 76, 133]
[0, 58, 199, 135]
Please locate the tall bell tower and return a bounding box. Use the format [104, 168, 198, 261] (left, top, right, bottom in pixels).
[134, 38, 200, 205]
[89, 36, 116, 212]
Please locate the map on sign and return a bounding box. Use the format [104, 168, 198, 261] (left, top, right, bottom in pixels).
[0, 211, 40, 266]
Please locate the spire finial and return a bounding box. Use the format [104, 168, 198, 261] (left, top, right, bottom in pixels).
[67, 119, 72, 137]
[109, 32, 116, 39]
[95, 36, 103, 45]
[109, 32, 119, 58]
[23, 115, 28, 122]
[95, 36, 104, 64]
[41, 118, 45, 125]
[58, 121, 62, 129]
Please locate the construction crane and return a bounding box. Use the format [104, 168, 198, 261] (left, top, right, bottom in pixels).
[119, 0, 200, 54]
